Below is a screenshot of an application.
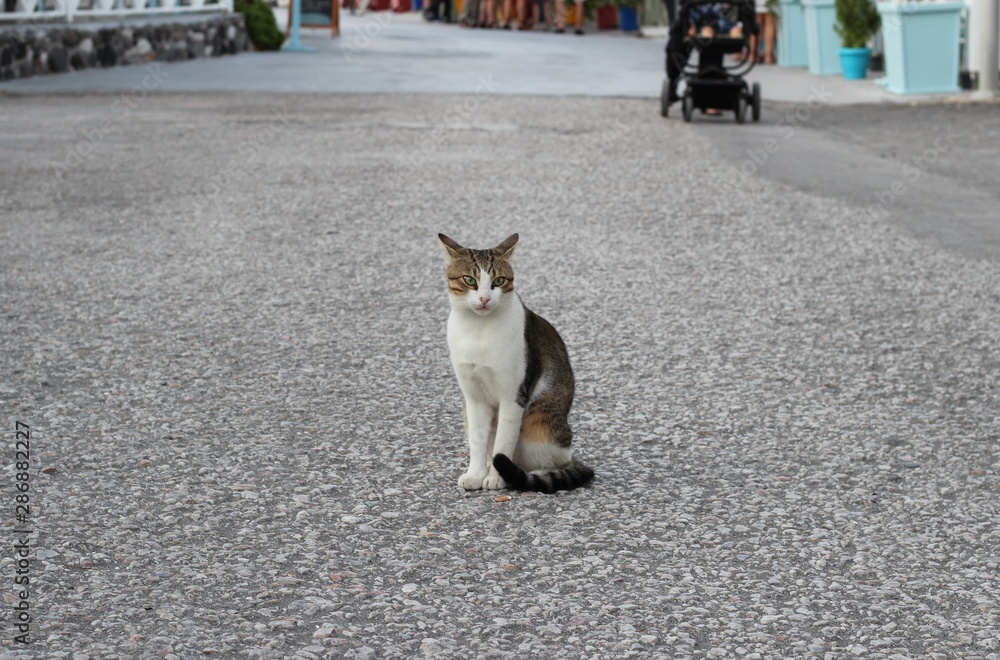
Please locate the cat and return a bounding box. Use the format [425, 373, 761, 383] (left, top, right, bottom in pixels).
[438, 233, 594, 494]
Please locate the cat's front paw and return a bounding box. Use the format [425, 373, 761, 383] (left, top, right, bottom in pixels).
[458, 471, 486, 490]
[482, 472, 507, 490]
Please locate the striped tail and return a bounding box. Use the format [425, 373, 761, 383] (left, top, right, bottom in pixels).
[492, 454, 594, 494]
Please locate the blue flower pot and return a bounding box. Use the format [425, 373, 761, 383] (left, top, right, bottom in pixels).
[618, 6, 638, 31]
[777, 0, 809, 67]
[839, 47, 871, 79]
[876, 2, 963, 94]
[802, 0, 841, 75]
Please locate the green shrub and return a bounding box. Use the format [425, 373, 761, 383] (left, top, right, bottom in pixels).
[236, 0, 286, 51]
[834, 0, 880, 49]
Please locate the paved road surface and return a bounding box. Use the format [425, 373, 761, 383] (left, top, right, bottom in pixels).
[6, 13, 996, 262]
[695, 101, 1000, 263]
[1, 14, 998, 658]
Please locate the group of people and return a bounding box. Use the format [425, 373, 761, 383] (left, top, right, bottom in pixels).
[423, 0, 587, 34]
[421, 0, 776, 56]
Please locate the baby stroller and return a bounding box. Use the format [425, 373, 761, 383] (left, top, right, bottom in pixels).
[661, 0, 761, 123]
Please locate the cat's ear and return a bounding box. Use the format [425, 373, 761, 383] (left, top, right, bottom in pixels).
[495, 233, 519, 259]
[438, 234, 465, 260]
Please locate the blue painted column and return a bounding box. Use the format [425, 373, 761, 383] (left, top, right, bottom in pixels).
[802, 0, 841, 75]
[777, 0, 809, 68]
[284, 0, 317, 52]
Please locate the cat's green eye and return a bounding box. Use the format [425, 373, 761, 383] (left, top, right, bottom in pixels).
[462, 275, 477, 288]
[492, 277, 507, 288]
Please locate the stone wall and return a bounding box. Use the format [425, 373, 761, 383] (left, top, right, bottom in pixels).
[0, 14, 248, 81]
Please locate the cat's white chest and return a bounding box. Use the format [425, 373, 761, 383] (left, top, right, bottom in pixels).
[447, 301, 526, 405]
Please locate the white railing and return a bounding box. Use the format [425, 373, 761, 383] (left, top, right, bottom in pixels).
[0, 0, 232, 22]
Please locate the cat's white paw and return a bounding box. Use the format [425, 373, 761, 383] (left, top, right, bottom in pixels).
[482, 472, 507, 490]
[458, 471, 486, 490]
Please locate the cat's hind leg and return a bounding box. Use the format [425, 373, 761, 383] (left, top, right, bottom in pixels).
[492, 406, 592, 493]
[510, 407, 573, 471]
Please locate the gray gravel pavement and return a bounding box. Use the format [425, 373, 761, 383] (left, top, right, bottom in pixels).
[1, 93, 998, 657]
[695, 101, 1000, 264]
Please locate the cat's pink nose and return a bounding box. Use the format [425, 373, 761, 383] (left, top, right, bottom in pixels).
[478, 295, 491, 305]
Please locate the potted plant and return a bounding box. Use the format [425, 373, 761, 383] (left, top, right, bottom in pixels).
[833, 0, 880, 78]
[236, 0, 285, 51]
[617, 0, 640, 31]
[876, 0, 964, 94]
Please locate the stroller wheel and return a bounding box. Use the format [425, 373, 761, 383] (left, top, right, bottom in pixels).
[735, 95, 747, 124]
[660, 79, 670, 118]
[752, 82, 761, 122]
[682, 93, 694, 122]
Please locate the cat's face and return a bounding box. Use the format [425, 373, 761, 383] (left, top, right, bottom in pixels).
[439, 233, 518, 316]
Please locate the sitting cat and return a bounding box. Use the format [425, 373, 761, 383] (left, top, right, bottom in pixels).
[438, 233, 594, 494]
